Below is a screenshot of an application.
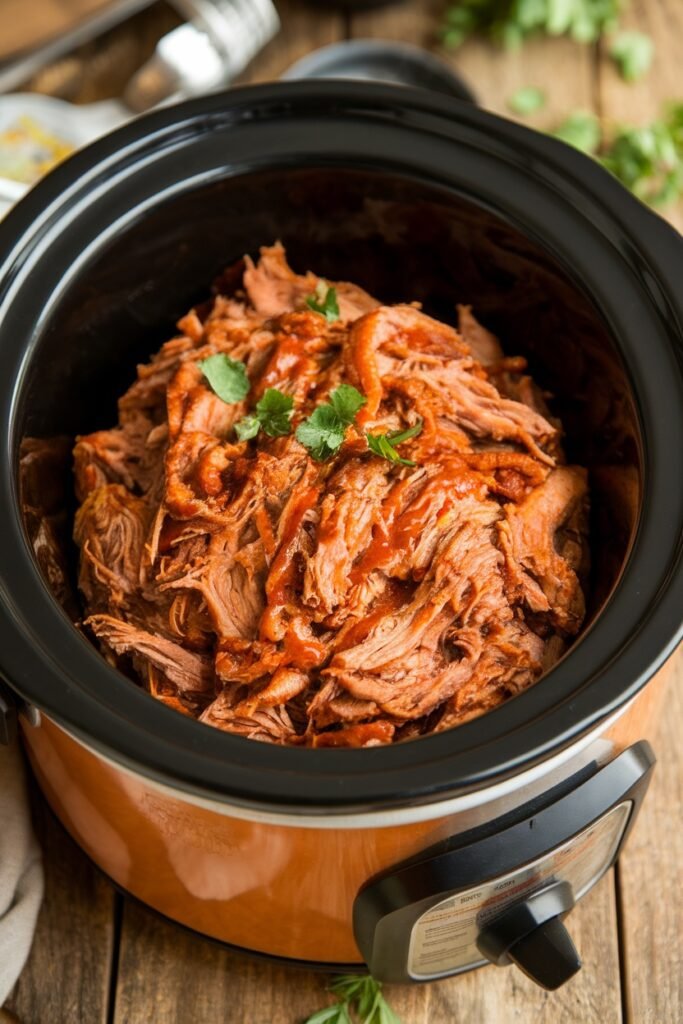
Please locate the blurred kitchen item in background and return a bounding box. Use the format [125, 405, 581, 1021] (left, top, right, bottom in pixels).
[0, 118, 74, 185]
[124, 0, 279, 110]
[284, 40, 475, 102]
[304, 0, 404, 8]
[1, 1, 279, 100]
[0, 0, 279, 217]
[0, 92, 129, 217]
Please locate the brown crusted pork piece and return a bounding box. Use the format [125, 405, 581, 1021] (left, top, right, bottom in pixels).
[243, 242, 379, 322]
[73, 242, 589, 747]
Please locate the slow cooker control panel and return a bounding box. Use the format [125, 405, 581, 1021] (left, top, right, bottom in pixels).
[354, 743, 654, 989]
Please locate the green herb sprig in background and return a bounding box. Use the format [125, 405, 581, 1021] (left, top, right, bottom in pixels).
[553, 111, 602, 152]
[508, 86, 546, 115]
[440, 1, 655, 83]
[610, 30, 653, 82]
[303, 974, 401, 1024]
[553, 102, 683, 207]
[440, 0, 623, 52]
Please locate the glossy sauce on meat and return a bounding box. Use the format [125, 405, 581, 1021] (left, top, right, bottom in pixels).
[73, 244, 589, 747]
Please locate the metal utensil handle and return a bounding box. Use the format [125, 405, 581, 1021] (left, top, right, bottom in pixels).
[125, 0, 279, 111]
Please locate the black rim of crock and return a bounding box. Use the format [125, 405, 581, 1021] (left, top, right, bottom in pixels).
[0, 82, 681, 815]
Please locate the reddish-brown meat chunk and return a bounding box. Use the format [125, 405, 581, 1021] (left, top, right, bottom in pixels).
[499, 466, 588, 633]
[87, 614, 214, 693]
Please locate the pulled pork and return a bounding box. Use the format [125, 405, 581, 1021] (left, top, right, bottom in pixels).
[73, 243, 589, 747]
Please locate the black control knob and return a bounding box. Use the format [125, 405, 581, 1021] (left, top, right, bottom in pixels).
[476, 881, 581, 990]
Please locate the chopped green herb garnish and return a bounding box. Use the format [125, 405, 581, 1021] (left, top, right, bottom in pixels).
[508, 86, 546, 115]
[329, 383, 367, 424]
[234, 415, 260, 441]
[366, 420, 423, 467]
[198, 353, 250, 404]
[306, 281, 340, 323]
[610, 31, 653, 82]
[234, 387, 294, 442]
[295, 384, 366, 461]
[296, 404, 347, 461]
[254, 387, 295, 437]
[303, 974, 402, 1024]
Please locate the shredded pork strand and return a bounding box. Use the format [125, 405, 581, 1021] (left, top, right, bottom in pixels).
[73, 243, 589, 747]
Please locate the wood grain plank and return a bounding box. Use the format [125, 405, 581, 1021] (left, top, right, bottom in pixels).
[4, 783, 116, 1024]
[24, 3, 181, 102]
[617, 653, 683, 1024]
[113, 898, 331, 1024]
[235, 0, 345, 86]
[349, 0, 598, 129]
[112, 871, 622, 1024]
[24, 0, 343, 103]
[596, 0, 683, 231]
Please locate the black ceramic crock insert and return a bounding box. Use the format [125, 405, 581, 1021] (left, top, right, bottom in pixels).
[0, 83, 681, 813]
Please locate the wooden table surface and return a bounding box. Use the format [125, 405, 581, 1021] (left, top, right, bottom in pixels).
[5, 2, 682, 1022]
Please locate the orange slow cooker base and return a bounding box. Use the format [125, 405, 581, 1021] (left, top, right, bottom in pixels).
[20, 660, 672, 964]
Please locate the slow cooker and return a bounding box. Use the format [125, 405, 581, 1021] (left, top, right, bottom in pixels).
[0, 83, 681, 990]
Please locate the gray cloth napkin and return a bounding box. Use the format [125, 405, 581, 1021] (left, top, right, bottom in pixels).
[0, 740, 44, 1006]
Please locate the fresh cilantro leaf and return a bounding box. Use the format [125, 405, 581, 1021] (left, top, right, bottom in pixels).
[198, 353, 250, 404]
[553, 111, 602, 153]
[610, 31, 653, 82]
[329, 384, 367, 424]
[366, 420, 422, 467]
[295, 385, 366, 461]
[306, 281, 340, 322]
[508, 86, 546, 116]
[296, 404, 346, 461]
[234, 415, 260, 441]
[255, 387, 294, 437]
[234, 388, 294, 442]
